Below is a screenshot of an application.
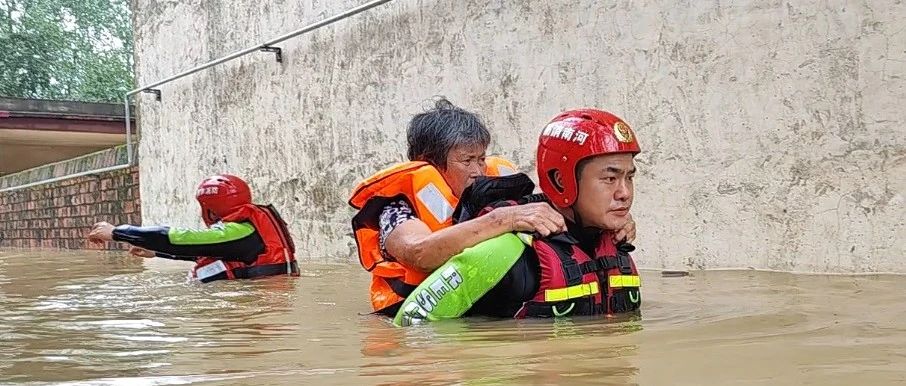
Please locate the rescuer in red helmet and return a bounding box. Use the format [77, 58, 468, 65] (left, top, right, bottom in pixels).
[88, 174, 298, 282]
[459, 108, 642, 318]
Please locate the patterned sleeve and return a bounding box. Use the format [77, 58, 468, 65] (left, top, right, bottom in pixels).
[378, 199, 417, 259]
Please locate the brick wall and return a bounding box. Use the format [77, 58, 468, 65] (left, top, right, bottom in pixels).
[0, 147, 140, 250]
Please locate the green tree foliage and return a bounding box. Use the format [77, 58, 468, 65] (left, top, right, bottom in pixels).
[0, 0, 133, 102]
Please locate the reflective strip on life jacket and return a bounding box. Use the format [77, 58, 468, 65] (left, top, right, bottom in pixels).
[415, 182, 455, 224]
[543, 281, 600, 302]
[495, 165, 516, 176]
[608, 274, 641, 288]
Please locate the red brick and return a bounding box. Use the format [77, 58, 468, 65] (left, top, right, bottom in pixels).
[0, 166, 140, 250]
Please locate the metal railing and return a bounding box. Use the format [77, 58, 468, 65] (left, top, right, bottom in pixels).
[0, 0, 393, 193]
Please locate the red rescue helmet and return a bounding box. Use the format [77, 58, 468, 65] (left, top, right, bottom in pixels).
[195, 174, 252, 225]
[536, 109, 641, 208]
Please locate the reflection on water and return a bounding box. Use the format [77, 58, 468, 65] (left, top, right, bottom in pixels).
[1, 249, 905, 385]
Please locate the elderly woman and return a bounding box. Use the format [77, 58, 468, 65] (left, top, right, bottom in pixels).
[349, 98, 633, 316]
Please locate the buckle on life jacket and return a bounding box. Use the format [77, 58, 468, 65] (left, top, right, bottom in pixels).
[616, 242, 635, 274]
[618, 253, 633, 274]
[579, 258, 613, 274]
[543, 281, 600, 302]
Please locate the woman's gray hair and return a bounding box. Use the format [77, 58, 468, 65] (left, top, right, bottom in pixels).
[407, 97, 491, 169]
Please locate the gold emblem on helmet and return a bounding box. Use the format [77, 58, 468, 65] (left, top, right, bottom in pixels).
[613, 122, 634, 143]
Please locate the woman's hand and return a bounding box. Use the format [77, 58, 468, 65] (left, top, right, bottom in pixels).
[491, 202, 567, 237]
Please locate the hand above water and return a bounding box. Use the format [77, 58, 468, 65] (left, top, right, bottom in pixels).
[129, 246, 156, 258]
[492, 202, 567, 237]
[87, 221, 115, 244]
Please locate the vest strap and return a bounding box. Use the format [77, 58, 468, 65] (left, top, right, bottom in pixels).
[518, 298, 602, 318]
[232, 260, 300, 279]
[560, 255, 584, 285]
[579, 258, 616, 274]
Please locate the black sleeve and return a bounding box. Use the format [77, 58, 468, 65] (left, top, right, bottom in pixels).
[112, 223, 265, 264]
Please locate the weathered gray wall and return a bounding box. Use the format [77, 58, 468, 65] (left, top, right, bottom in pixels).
[133, 0, 905, 272]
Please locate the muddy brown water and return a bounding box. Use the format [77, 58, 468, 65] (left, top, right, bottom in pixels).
[1, 250, 904, 385]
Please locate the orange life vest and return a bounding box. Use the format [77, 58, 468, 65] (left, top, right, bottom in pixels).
[485, 156, 517, 177]
[193, 204, 298, 282]
[349, 157, 516, 313]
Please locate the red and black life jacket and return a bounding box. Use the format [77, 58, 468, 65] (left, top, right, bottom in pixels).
[193, 204, 299, 282]
[515, 230, 641, 317]
[456, 174, 641, 318]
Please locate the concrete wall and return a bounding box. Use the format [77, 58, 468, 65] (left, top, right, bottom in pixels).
[132, 0, 905, 272]
[0, 146, 141, 250]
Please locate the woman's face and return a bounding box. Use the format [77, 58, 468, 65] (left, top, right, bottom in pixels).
[441, 143, 487, 198]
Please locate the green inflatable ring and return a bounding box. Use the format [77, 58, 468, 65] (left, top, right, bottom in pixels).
[393, 233, 528, 327]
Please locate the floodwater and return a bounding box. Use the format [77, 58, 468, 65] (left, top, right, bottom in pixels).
[1, 249, 904, 385]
